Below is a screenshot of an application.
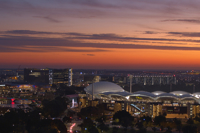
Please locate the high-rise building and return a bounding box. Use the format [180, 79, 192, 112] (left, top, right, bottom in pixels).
[24, 68, 49, 84]
[49, 68, 72, 86]
[24, 68, 72, 86]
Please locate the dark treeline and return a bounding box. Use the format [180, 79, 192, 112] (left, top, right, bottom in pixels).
[0, 97, 68, 133]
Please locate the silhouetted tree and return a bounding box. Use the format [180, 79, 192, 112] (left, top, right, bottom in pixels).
[182, 124, 197, 133]
[96, 116, 109, 132]
[112, 127, 118, 133]
[42, 97, 68, 117]
[154, 115, 166, 126]
[80, 106, 102, 120]
[79, 118, 98, 133]
[113, 110, 134, 132]
[173, 118, 182, 133]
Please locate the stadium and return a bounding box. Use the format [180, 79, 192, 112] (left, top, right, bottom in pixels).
[78, 81, 200, 118]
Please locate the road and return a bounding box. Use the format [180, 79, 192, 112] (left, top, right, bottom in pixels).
[66, 119, 82, 133]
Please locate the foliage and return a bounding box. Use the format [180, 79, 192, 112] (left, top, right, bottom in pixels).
[63, 116, 72, 123]
[113, 110, 134, 128]
[42, 97, 68, 117]
[182, 124, 197, 133]
[152, 127, 157, 132]
[140, 115, 152, 128]
[0, 108, 67, 133]
[140, 115, 152, 124]
[96, 116, 109, 132]
[165, 126, 172, 133]
[79, 118, 99, 133]
[154, 115, 166, 126]
[80, 106, 103, 120]
[137, 128, 147, 133]
[186, 118, 194, 124]
[173, 118, 182, 133]
[112, 127, 118, 133]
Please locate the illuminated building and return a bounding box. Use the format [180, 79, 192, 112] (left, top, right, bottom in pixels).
[24, 68, 49, 84]
[24, 68, 73, 86]
[78, 81, 200, 118]
[0, 83, 37, 97]
[49, 68, 72, 86]
[128, 75, 176, 85]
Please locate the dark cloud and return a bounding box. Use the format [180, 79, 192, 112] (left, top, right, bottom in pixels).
[34, 16, 61, 23]
[162, 19, 200, 24]
[69, 0, 118, 9]
[2, 30, 88, 36]
[3, 30, 200, 43]
[4, 30, 54, 35]
[1, 34, 200, 52]
[168, 32, 200, 37]
[86, 54, 95, 56]
[144, 31, 158, 34]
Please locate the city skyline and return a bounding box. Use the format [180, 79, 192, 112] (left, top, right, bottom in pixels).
[1, 0, 200, 70]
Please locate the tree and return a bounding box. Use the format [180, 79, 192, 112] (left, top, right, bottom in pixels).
[154, 115, 166, 126]
[63, 116, 72, 123]
[173, 118, 182, 133]
[0, 108, 67, 133]
[42, 97, 69, 118]
[152, 127, 157, 133]
[186, 118, 194, 124]
[154, 115, 166, 131]
[137, 128, 147, 133]
[113, 110, 134, 131]
[112, 127, 118, 133]
[165, 126, 172, 133]
[96, 116, 109, 132]
[140, 115, 152, 128]
[141, 115, 152, 124]
[80, 106, 102, 120]
[130, 128, 136, 133]
[182, 124, 197, 133]
[79, 118, 98, 133]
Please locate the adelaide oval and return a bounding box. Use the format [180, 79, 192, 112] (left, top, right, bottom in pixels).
[78, 81, 200, 118]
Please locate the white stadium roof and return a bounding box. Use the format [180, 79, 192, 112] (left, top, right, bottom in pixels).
[84, 82, 200, 102]
[131, 91, 156, 98]
[84, 81, 124, 95]
[170, 91, 190, 95]
[152, 91, 166, 96]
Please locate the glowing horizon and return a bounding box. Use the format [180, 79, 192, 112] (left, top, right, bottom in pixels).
[1, 0, 200, 70]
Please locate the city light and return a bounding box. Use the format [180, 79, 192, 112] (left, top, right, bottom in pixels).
[69, 123, 76, 133]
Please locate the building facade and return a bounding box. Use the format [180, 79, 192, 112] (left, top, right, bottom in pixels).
[24, 68, 72, 86]
[78, 81, 200, 119]
[49, 68, 72, 86]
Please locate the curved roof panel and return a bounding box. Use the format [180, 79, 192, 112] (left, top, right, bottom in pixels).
[170, 91, 190, 95]
[132, 91, 155, 97]
[156, 93, 179, 98]
[84, 81, 124, 95]
[152, 91, 166, 96]
[193, 92, 200, 95]
[179, 94, 193, 98]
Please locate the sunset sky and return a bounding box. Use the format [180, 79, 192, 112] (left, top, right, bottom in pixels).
[1, 0, 200, 70]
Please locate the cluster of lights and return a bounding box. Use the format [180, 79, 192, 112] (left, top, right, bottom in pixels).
[194, 95, 200, 99]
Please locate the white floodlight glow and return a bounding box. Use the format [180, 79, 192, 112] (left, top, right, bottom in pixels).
[125, 96, 130, 100]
